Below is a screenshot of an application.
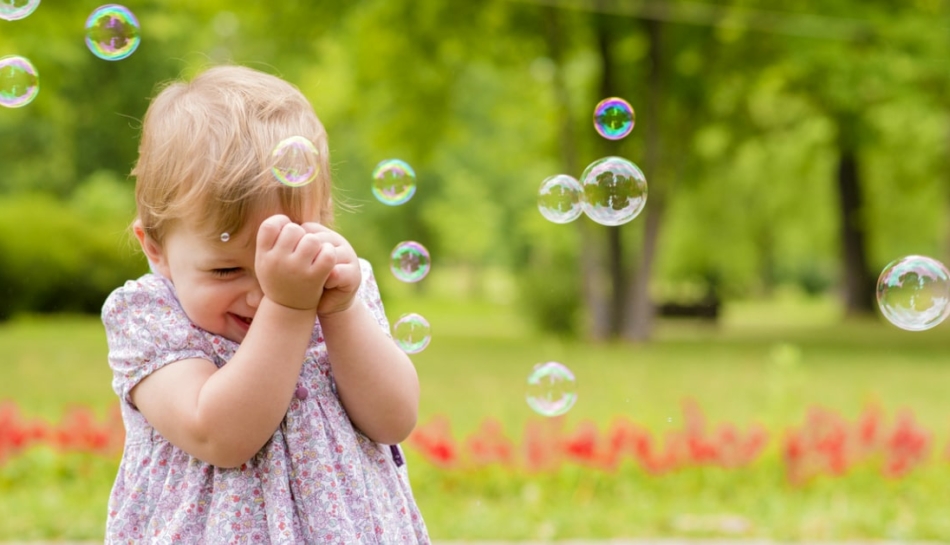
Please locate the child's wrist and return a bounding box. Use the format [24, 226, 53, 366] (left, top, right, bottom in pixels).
[261, 295, 319, 318]
[317, 299, 358, 320]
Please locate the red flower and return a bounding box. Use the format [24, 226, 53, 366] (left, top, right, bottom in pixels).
[407, 415, 458, 468]
[463, 418, 514, 467]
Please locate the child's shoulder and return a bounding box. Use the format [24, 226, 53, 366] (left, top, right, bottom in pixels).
[102, 273, 178, 317]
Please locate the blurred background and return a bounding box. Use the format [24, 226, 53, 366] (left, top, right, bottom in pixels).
[3, 0, 950, 541]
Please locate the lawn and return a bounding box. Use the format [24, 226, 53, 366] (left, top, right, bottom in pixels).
[2, 289, 950, 541]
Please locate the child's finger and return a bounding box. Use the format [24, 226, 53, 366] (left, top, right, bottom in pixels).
[294, 233, 324, 265]
[273, 222, 306, 254]
[311, 242, 337, 271]
[300, 222, 344, 244]
[256, 214, 291, 252]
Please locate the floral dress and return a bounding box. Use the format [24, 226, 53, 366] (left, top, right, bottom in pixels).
[102, 259, 430, 544]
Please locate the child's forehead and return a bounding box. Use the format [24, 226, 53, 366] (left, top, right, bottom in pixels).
[205, 203, 307, 240]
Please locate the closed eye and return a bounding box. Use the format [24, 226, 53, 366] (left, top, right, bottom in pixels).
[211, 267, 241, 278]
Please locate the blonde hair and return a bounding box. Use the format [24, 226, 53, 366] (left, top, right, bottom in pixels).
[133, 65, 332, 245]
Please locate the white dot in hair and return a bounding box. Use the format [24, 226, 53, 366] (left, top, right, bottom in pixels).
[220, 232, 230, 242]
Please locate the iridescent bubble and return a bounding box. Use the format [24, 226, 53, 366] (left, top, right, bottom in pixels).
[220, 232, 230, 243]
[876, 255, 950, 332]
[270, 136, 319, 187]
[0, 0, 40, 21]
[538, 174, 583, 224]
[525, 362, 577, 417]
[580, 156, 647, 226]
[390, 241, 430, 283]
[372, 159, 416, 206]
[85, 4, 141, 61]
[0, 55, 38, 108]
[392, 313, 431, 354]
[593, 97, 635, 140]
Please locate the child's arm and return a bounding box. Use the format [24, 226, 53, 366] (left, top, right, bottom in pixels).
[130, 216, 335, 468]
[305, 224, 421, 445]
[321, 302, 420, 445]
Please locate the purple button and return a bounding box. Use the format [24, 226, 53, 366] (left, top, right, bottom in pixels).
[295, 386, 309, 400]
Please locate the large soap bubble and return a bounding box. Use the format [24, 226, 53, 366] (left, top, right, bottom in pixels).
[538, 174, 583, 224]
[593, 97, 635, 140]
[392, 313, 431, 354]
[877, 255, 950, 332]
[270, 136, 320, 187]
[580, 156, 647, 226]
[0, 55, 39, 108]
[85, 4, 141, 61]
[390, 241, 430, 283]
[0, 0, 40, 21]
[525, 362, 577, 417]
[372, 159, 416, 205]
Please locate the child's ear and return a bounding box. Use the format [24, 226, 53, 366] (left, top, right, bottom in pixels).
[133, 219, 171, 278]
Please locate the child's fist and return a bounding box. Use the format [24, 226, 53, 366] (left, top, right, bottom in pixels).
[300, 222, 361, 316]
[255, 215, 335, 311]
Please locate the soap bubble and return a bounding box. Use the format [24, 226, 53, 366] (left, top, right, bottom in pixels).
[390, 241, 430, 283]
[538, 174, 583, 224]
[0, 0, 40, 21]
[580, 156, 647, 226]
[270, 136, 319, 187]
[876, 255, 950, 331]
[392, 313, 431, 354]
[593, 97, 635, 140]
[525, 362, 577, 417]
[85, 4, 141, 61]
[372, 159, 416, 205]
[0, 55, 39, 108]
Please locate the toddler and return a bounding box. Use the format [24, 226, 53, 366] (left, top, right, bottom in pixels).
[102, 65, 430, 543]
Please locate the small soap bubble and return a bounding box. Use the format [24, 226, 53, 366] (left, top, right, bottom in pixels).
[271, 136, 319, 187]
[538, 174, 583, 224]
[220, 232, 230, 243]
[526, 362, 577, 417]
[593, 97, 635, 140]
[0, 0, 40, 21]
[876, 255, 950, 331]
[372, 159, 417, 206]
[392, 313, 431, 354]
[85, 4, 141, 61]
[580, 156, 647, 226]
[0, 55, 39, 108]
[390, 241, 430, 283]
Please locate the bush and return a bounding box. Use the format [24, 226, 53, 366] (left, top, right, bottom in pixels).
[0, 189, 146, 320]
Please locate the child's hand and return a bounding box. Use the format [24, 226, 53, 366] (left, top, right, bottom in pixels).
[255, 215, 336, 311]
[300, 222, 362, 316]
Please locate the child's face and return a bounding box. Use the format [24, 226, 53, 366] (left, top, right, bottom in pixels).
[136, 213, 274, 344]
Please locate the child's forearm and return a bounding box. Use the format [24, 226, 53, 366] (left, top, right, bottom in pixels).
[320, 302, 420, 445]
[174, 298, 315, 467]
[207, 301, 313, 461]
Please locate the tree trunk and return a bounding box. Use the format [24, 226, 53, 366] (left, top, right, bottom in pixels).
[543, 6, 611, 339]
[594, 5, 627, 339]
[623, 18, 664, 341]
[836, 126, 876, 315]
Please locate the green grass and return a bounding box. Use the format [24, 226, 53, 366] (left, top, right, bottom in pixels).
[3, 292, 950, 540]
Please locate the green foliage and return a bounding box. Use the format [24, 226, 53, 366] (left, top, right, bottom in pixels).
[3, 1, 950, 331]
[515, 211, 584, 336]
[0, 185, 146, 320]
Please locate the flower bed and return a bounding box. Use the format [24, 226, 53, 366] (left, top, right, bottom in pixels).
[0, 399, 936, 484]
